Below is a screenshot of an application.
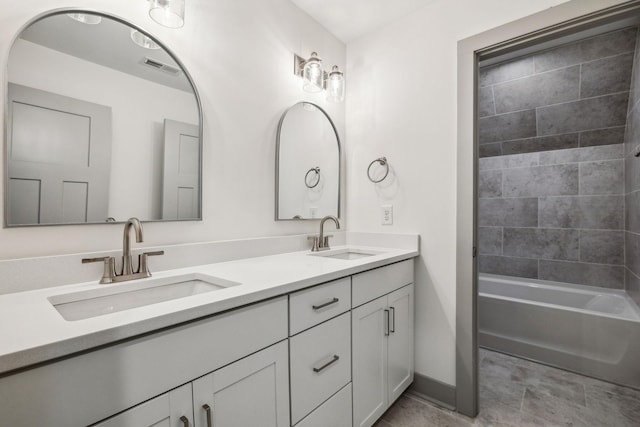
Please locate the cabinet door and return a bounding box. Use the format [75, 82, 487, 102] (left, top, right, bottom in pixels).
[387, 284, 414, 404]
[352, 296, 388, 427]
[94, 383, 193, 427]
[192, 340, 289, 427]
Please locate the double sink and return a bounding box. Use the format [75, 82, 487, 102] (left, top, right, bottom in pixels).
[48, 248, 380, 321]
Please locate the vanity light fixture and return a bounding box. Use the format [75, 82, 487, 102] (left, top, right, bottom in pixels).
[302, 52, 324, 93]
[67, 13, 102, 25]
[149, 0, 185, 28]
[294, 52, 346, 102]
[326, 66, 345, 103]
[130, 29, 160, 49]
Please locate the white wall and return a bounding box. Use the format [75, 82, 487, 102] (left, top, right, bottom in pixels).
[9, 39, 199, 221]
[0, 0, 345, 259]
[345, 0, 571, 385]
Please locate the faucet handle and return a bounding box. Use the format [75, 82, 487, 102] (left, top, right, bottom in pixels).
[307, 235, 320, 252]
[82, 256, 117, 284]
[138, 250, 165, 276]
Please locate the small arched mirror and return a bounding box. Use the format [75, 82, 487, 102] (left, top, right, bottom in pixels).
[275, 102, 340, 220]
[5, 10, 202, 226]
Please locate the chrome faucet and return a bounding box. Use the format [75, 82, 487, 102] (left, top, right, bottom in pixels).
[82, 217, 164, 284]
[122, 217, 143, 276]
[309, 215, 341, 251]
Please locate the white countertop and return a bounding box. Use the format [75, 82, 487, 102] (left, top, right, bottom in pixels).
[0, 244, 418, 375]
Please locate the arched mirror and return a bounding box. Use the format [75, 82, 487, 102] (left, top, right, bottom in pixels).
[275, 102, 340, 220]
[5, 10, 202, 226]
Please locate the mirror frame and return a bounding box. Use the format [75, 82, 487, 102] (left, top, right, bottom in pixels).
[274, 101, 341, 221]
[3, 8, 204, 227]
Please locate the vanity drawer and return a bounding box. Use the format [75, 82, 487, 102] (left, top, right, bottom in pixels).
[289, 277, 351, 335]
[295, 383, 352, 427]
[290, 312, 351, 425]
[352, 259, 414, 307]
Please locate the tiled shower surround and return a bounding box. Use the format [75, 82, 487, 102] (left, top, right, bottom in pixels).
[477, 27, 638, 289]
[625, 29, 640, 306]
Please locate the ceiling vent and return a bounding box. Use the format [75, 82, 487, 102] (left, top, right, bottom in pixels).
[142, 57, 182, 76]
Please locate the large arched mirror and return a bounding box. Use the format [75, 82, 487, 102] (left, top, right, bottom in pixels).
[275, 102, 340, 220]
[5, 10, 202, 226]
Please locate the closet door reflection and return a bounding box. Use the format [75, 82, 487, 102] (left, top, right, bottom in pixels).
[7, 83, 112, 225]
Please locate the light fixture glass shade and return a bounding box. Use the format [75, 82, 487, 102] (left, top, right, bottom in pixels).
[130, 29, 160, 49]
[149, 0, 185, 28]
[303, 52, 323, 93]
[326, 65, 345, 103]
[67, 13, 102, 25]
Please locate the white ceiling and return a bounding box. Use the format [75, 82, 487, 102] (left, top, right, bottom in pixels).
[291, 0, 437, 43]
[20, 13, 193, 92]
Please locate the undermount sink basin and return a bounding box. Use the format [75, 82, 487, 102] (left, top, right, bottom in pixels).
[310, 248, 383, 260]
[49, 273, 239, 321]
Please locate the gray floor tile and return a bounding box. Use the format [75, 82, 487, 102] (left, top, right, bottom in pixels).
[382, 395, 471, 427]
[382, 350, 640, 427]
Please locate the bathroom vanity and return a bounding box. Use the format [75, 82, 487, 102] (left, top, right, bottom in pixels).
[0, 241, 417, 427]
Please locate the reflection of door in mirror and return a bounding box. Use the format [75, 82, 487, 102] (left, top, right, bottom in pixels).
[5, 11, 202, 226]
[162, 119, 200, 219]
[7, 83, 112, 225]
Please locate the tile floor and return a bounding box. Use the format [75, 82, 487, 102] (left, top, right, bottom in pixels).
[374, 348, 640, 426]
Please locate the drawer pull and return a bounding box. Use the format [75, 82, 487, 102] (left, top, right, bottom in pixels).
[180, 415, 190, 427]
[203, 404, 212, 427]
[313, 354, 340, 373]
[312, 297, 339, 310]
[384, 309, 390, 336]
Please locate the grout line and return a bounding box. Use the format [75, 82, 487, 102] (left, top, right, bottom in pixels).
[484, 125, 625, 146]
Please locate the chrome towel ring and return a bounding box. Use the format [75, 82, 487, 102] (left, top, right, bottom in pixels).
[305, 167, 321, 188]
[367, 157, 389, 183]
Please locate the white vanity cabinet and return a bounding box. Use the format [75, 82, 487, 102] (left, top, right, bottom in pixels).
[0, 297, 288, 427]
[288, 277, 352, 426]
[192, 340, 290, 427]
[95, 341, 290, 427]
[351, 260, 414, 427]
[94, 383, 193, 427]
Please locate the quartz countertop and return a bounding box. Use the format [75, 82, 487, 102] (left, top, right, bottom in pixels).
[0, 244, 418, 375]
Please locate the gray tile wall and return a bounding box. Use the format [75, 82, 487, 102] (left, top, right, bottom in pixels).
[478, 147, 626, 288]
[479, 27, 636, 158]
[477, 27, 638, 290]
[624, 29, 640, 306]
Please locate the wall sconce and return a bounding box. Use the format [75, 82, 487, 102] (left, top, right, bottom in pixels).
[326, 66, 345, 103]
[148, 0, 185, 28]
[294, 52, 346, 102]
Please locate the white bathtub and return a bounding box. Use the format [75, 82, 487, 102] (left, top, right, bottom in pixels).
[479, 274, 640, 389]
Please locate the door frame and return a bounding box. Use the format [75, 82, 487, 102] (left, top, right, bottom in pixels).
[455, 0, 640, 417]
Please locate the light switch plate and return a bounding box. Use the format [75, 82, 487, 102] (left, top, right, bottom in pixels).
[381, 205, 393, 225]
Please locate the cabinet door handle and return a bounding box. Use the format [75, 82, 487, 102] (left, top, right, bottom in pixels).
[180, 415, 190, 427]
[390, 306, 396, 333]
[384, 309, 390, 336]
[313, 354, 340, 373]
[203, 404, 212, 427]
[312, 297, 339, 310]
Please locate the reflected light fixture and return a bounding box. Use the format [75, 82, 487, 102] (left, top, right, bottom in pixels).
[294, 52, 346, 102]
[131, 29, 160, 49]
[149, 0, 185, 28]
[66, 13, 102, 25]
